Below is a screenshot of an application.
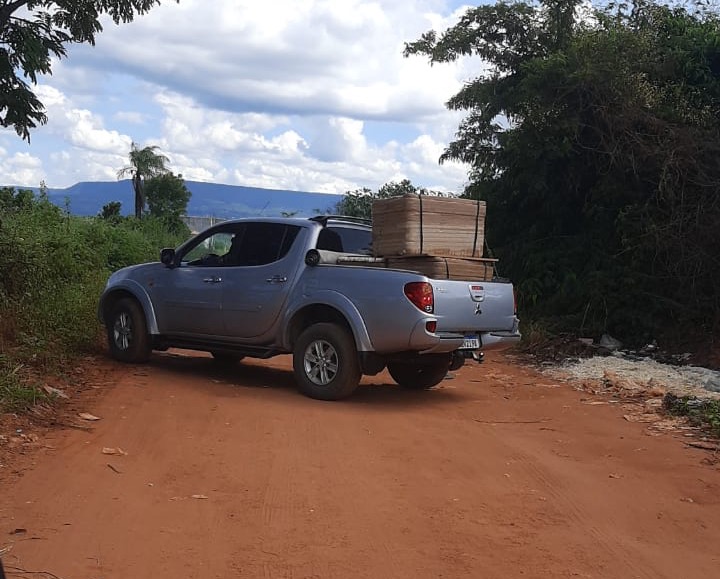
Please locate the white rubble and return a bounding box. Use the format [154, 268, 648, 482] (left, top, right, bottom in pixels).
[545, 355, 720, 400]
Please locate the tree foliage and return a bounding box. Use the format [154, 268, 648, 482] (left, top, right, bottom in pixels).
[0, 1, 178, 141]
[99, 200, 122, 221]
[406, 0, 720, 344]
[144, 172, 191, 232]
[335, 179, 451, 220]
[117, 141, 170, 218]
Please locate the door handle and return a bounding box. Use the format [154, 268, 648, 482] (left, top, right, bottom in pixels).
[203, 276, 223, 283]
[266, 275, 288, 284]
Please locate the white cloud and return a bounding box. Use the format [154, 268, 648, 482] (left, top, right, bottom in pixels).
[66, 109, 130, 153]
[2, 0, 477, 197]
[34, 83, 132, 155]
[0, 151, 45, 187]
[85, 0, 467, 120]
[307, 118, 368, 163]
[35, 85, 67, 108]
[113, 111, 146, 124]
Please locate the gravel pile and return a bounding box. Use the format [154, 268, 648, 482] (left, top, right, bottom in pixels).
[545, 354, 720, 400]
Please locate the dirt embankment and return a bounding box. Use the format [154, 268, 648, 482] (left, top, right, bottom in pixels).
[1, 351, 719, 579]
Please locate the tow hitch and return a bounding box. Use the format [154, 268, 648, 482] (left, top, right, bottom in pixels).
[471, 350, 484, 363]
[450, 349, 484, 370]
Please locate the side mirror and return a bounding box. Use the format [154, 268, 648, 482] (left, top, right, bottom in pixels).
[160, 248, 176, 267]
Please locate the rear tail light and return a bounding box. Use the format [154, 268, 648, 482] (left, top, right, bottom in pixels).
[513, 287, 518, 315]
[426, 321, 437, 333]
[404, 282, 434, 313]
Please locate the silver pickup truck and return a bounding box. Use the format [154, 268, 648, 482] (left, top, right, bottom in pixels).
[98, 216, 520, 400]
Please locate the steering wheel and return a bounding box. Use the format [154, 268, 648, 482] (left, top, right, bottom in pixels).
[188, 253, 221, 266]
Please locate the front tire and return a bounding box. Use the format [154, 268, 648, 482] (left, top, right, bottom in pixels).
[106, 298, 151, 363]
[387, 356, 450, 390]
[293, 323, 361, 401]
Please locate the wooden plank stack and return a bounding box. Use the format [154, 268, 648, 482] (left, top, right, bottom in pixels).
[372, 194, 486, 257]
[385, 256, 497, 282]
[370, 194, 495, 282]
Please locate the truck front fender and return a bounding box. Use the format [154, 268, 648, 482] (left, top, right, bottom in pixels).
[98, 280, 160, 335]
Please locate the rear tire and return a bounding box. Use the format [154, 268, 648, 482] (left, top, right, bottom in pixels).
[293, 323, 361, 400]
[106, 298, 151, 363]
[387, 356, 450, 390]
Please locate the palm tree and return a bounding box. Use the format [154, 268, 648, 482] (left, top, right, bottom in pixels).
[117, 142, 170, 218]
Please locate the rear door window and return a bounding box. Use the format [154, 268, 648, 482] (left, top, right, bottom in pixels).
[328, 226, 373, 255]
[231, 223, 301, 266]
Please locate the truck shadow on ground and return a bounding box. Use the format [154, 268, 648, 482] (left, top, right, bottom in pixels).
[147, 351, 464, 408]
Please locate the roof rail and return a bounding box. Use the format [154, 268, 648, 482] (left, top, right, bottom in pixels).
[309, 215, 372, 227]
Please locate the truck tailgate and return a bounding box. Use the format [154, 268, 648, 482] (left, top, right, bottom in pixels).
[430, 279, 517, 334]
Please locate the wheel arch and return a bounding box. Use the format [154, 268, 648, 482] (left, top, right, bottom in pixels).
[283, 299, 372, 353]
[99, 283, 159, 335]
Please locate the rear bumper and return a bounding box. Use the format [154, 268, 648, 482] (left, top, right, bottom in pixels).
[420, 336, 465, 354]
[481, 317, 521, 351]
[407, 317, 521, 355]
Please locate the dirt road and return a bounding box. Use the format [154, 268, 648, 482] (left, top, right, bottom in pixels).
[1, 351, 719, 578]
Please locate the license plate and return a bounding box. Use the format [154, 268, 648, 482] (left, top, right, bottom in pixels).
[461, 335, 480, 350]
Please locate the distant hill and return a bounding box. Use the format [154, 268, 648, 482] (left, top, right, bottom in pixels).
[6, 180, 343, 218]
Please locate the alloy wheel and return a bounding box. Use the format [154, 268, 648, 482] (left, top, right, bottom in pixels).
[303, 339, 339, 386]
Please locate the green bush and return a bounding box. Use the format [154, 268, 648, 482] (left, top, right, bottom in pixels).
[0, 188, 190, 410]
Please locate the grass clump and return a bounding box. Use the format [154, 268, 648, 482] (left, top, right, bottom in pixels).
[662, 393, 720, 438]
[0, 357, 46, 412]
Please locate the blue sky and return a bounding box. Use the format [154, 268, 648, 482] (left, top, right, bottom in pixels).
[0, 0, 480, 195]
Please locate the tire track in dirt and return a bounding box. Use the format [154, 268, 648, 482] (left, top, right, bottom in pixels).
[502, 447, 652, 578]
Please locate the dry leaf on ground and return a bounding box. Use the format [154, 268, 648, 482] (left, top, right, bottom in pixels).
[43, 385, 69, 399]
[102, 447, 128, 456]
[78, 413, 101, 421]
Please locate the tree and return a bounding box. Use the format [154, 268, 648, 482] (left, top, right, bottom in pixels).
[334, 187, 374, 219]
[117, 142, 170, 219]
[0, 1, 178, 141]
[406, 1, 720, 342]
[335, 179, 447, 220]
[0, 186, 34, 211]
[144, 172, 191, 229]
[99, 201, 123, 221]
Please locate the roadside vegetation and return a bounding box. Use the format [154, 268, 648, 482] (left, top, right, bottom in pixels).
[663, 394, 720, 439]
[0, 181, 189, 412]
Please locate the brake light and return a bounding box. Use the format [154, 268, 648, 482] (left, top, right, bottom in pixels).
[426, 321, 437, 333]
[404, 282, 434, 313]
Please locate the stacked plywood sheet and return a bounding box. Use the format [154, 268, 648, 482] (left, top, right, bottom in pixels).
[368, 194, 495, 280]
[372, 195, 486, 258]
[385, 255, 497, 282]
[335, 253, 497, 281]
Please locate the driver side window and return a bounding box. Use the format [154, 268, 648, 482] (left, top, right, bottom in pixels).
[180, 222, 300, 267]
[183, 231, 236, 266]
